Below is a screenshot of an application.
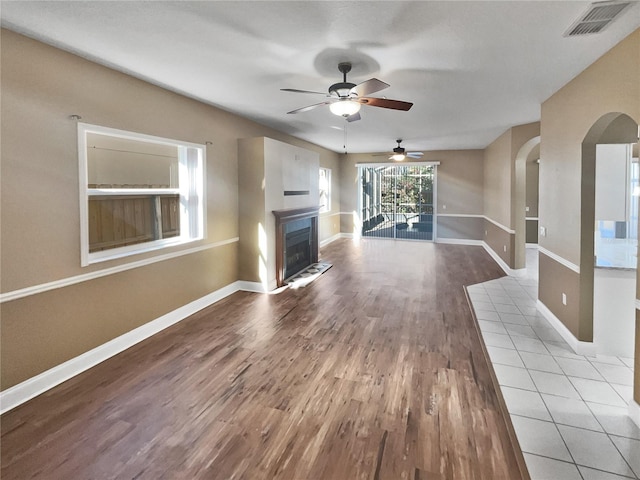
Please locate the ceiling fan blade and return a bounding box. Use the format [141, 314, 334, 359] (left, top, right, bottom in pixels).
[358, 97, 413, 111]
[346, 112, 361, 123]
[407, 152, 424, 158]
[281, 88, 328, 95]
[286, 101, 333, 114]
[350, 78, 389, 97]
[373, 152, 392, 157]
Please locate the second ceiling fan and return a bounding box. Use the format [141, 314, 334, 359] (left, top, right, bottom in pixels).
[375, 139, 424, 161]
[281, 62, 413, 122]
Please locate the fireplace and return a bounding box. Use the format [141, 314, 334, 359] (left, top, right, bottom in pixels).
[285, 224, 312, 280]
[273, 206, 319, 287]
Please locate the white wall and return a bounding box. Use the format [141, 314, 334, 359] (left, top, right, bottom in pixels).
[594, 268, 636, 358]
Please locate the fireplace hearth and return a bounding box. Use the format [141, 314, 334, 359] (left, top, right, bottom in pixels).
[273, 206, 319, 287]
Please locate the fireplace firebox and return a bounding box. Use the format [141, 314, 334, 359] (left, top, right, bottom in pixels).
[285, 225, 312, 280]
[273, 206, 319, 287]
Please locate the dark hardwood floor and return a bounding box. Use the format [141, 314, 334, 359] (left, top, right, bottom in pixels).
[1, 239, 526, 479]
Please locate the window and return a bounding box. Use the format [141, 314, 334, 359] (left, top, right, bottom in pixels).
[319, 167, 331, 213]
[78, 123, 205, 266]
[358, 164, 436, 241]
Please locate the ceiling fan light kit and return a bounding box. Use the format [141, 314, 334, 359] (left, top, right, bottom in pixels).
[329, 99, 361, 117]
[282, 62, 413, 122]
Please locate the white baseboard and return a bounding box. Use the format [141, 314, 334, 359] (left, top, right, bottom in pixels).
[526, 243, 539, 249]
[481, 242, 527, 277]
[629, 400, 640, 430]
[0, 280, 264, 415]
[319, 232, 343, 247]
[236, 280, 269, 293]
[536, 299, 597, 356]
[435, 238, 484, 246]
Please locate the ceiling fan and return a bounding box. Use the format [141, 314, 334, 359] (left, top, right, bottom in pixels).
[374, 139, 424, 161]
[281, 62, 413, 122]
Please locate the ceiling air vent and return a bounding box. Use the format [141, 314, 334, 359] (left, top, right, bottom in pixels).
[564, 0, 632, 36]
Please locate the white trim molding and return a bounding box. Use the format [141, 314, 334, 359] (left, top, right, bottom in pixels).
[538, 246, 580, 274]
[526, 243, 539, 249]
[481, 242, 527, 277]
[436, 213, 484, 218]
[435, 238, 484, 246]
[629, 400, 640, 430]
[635, 298, 640, 310]
[235, 281, 269, 293]
[436, 214, 517, 237]
[0, 238, 239, 304]
[483, 216, 516, 235]
[525, 217, 539, 221]
[0, 279, 256, 414]
[536, 300, 597, 356]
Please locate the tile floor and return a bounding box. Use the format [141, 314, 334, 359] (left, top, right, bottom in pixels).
[467, 250, 639, 480]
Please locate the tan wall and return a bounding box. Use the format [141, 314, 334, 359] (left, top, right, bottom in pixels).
[437, 149, 485, 215]
[319, 213, 341, 244]
[538, 28, 639, 353]
[339, 149, 484, 240]
[483, 122, 539, 268]
[526, 220, 539, 244]
[539, 28, 640, 265]
[510, 122, 541, 224]
[539, 253, 581, 337]
[525, 144, 540, 244]
[484, 220, 514, 266]
[238, 138, 267, 285]
[539, 29, 640, 401]
[526, 152, 540, 218]
[0, 29, 340, 389]
[438, 216, 484, 240]
[1, 246, 236, 389]
[483, 129, 512, 228]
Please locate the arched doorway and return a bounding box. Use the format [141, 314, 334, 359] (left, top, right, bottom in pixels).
[580, 113, 639, 352]
[515, 136, 541, 271]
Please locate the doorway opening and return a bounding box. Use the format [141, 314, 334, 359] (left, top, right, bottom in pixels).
[358, 164, 436, 241]
[580, 113, 638, 363]
[593, 142, 638, 358]
[515, 136, 541, 271]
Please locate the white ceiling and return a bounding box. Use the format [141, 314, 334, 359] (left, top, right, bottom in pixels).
[2, 1, 639, 154]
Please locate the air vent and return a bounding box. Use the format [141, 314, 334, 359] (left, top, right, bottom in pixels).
[564, 1, 632, 36]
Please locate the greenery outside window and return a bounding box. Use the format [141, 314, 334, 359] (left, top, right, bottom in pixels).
[78, 123, 206, 266]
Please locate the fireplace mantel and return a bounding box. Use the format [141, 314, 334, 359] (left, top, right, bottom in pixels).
[273, 206, 319, 287]
[273, 206, 320, 224]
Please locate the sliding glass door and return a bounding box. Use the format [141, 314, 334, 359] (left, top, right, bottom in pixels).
[359, 164, 435, 241]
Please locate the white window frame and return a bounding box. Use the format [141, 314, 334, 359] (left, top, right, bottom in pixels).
[319, 167, 331, 214]
[78, 123, 206, 266]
